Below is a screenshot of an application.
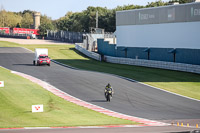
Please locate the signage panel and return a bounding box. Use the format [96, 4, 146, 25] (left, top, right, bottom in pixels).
[0, 81, 4, 87]
[32, 105, 43, 113]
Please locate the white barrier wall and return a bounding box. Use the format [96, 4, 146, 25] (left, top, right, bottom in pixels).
[75, 44, 200, 74]
[105, 56, 200, 74]
[75, 44, 101, 61]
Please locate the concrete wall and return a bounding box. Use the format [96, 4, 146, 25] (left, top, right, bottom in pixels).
[75, 44, 101, 61]
[105, 55, 200, 74]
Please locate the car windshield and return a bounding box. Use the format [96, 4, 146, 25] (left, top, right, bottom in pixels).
[39, 56, 48, 58]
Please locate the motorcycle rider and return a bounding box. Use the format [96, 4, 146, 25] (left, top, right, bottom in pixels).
[104, 83, 114, 98]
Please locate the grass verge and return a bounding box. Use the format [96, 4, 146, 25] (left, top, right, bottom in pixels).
[0, 41, 200, 101]
[0, 67, 138, 128]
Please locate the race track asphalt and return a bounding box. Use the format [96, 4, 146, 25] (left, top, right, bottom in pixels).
[0, 47, 200, 122]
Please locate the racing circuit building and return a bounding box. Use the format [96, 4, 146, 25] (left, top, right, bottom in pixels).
[98, 2, 200, 65]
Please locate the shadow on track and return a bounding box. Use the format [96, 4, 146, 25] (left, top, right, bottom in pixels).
[13, 64, 33, 66]
[90, 100, 107, 103]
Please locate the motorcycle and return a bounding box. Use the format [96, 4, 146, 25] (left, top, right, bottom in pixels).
[105, 89, 112, 102]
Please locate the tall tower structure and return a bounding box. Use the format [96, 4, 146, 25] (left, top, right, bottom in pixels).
[33, 12, 40, 29]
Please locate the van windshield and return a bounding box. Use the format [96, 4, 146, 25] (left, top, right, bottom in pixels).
[39, 56, 48, 58]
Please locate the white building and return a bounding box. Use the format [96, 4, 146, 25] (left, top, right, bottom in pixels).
[115, 2, 200, 49]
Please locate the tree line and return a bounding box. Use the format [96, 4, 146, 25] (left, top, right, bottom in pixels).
[0, 0, 191, 36]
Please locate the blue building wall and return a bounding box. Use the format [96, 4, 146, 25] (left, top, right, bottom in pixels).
[97, 39, 116, 57]
[127, 47, 148, 60]
[150, 48, 174, 62]
[176, 48, 200, 65]
[116, 47, 126, 57]
[97, 39, 104, 55]
[97, 39, 200, 65]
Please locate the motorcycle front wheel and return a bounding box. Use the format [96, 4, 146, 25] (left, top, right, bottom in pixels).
[107, 95, 111, 102]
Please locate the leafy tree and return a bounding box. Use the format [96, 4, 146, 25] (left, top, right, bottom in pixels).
[16, 23, 21, 28]
[146, 0, 168, 7]
[39, 15, 54, 36]
[0, 9, 7, 27]
[176, 0, 191, 4]
[21, 12, 33, 28]
[69, 12, 84, 32]
[56, 12, 73, 31]
[0, 10, 22, 27]
[22, 10, 34, 15]
[115, 5, 144, 11]
[16, 10, 34, 16]
[56, 6, 117, 32]
[7, 12, 22, 27]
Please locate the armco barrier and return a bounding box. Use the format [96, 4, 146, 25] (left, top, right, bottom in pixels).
[75, 44, 200, 74]
[75, 44, 101, 61]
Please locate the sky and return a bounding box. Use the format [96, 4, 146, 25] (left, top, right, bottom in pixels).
[0, 0, 168, 20]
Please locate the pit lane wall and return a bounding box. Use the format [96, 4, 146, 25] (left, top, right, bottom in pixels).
[75, 44, 200, 74]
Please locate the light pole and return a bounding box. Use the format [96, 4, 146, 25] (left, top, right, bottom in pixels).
[96, 11, 98, 28]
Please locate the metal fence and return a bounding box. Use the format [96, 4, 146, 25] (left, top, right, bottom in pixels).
[47, 30, 84, 43]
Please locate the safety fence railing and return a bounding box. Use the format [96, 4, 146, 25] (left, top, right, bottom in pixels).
[75, 44, 200, 74]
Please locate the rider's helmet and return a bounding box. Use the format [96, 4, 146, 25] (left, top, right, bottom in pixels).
[107, 83, 111, 88]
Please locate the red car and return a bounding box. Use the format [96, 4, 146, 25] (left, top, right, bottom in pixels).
[36, 54, 51, 66]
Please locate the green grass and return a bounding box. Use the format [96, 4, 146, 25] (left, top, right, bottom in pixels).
[0, 41, 19, 47]
[0, 40, 200, 101]
[0, 67, 138, 128]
